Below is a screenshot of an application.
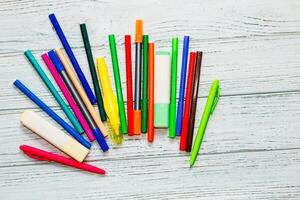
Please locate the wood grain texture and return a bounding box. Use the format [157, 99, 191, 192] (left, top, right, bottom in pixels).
[0, 0, 300, 199]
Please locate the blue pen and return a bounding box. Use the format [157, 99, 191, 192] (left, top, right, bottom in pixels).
[13, 80, 91, 149]
[48, 50, 109, 152]
[48, 13, 96, 105]
[176, 36, 190, 136]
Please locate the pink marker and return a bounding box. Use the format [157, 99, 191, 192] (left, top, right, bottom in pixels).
[41, 53, 95, 142]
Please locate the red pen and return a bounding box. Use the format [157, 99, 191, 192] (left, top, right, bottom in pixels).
[148, 43, 155, 142]
[19, 145, 105, 175]
[125, 35, 134, 136]
[179, 52, 196, 151]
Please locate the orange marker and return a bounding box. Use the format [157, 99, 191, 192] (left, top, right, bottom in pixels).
[133, 19, 143, 134]
[148, 43, 155, 142]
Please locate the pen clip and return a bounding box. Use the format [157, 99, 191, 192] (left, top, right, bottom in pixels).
[211, 86, 220, 114]
[23, 149, 52, 162]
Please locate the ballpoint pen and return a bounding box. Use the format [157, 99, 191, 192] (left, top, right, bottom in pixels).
[97, 57, 123, 144]
[48, 13, 96, 104]
[20, 145, 105, 174]
[148, 42, 155, 142]
[13, 80, 91, 149]
[24, 50, 83, 134]
[48, 50, 109, 152]
[134, 20, 143, 134]
[80, 23, 107, 121]
[190, 80, 220, 167]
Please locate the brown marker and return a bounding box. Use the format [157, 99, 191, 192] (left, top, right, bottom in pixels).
[185, 51, 203, 152]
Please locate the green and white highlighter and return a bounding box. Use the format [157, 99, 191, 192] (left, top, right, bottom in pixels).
[154, 51, 171, 128]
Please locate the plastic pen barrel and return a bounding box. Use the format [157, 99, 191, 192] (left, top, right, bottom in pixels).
[176, 36, 190, 136]
[141, 35, 149, 133]
[48, 13, 96, 104]
[80, 23, 107, 121]
[147, 43, 155, 142]
[13, 80, 91, 149]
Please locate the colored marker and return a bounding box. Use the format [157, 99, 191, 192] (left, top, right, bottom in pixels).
[179, 52, 196, 151]
[14, 80, 91, 149]
[108, 34, 128, 134]
[186, 51, 203, 152]
[141, 35, 149, 133]
[48, 13, 96, 104]
[20, 145, 105, 174]
[24, 50, 83, 134]
[97, 57, 123, 144]
[48, 50, 109, 152]
[133, 20, 143, 134]
[169, 37, 178, 138]
[55, 48, 108, 137]
[176, 36, 190, 136]
[42, 53, 95, 142]
[125, 35, 134, 136]
[190, 80, 220, 167]
[20, 111, 90, 162]
[148, 43, 155, 142]
[80, 23, 107, 121]
[154, 51, 171, 128]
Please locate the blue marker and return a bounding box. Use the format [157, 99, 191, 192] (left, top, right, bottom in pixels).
[48, 50, 109, 152]
[176, 36, 190, 136]
[13, 80, 91, 149]
[48, 13, 96, 105]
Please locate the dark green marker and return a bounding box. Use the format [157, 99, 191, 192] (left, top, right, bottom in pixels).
[141, 35, 149, 133]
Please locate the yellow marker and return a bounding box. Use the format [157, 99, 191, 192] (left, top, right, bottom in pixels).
[97, 57, 123, 144]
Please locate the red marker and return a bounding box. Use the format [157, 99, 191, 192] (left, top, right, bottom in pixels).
[20, 145, 105, 175]
[179, 52, 196, 151]
[125, 35, 134, 136]
[148, 43, 155, 142]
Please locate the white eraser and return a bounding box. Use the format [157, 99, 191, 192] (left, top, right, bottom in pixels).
[20, 110, 89, 162]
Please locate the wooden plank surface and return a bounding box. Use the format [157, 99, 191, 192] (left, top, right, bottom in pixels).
[0, 0, 300, 199]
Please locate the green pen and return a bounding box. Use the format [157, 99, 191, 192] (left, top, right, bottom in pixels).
[141, 35, 149, 133]
[108, 34, 128, 134]
[80, 23, 107, 122]
[24, 50, 84, 134]
[169, 37, 178, 138]
[190, 80, 220, 167]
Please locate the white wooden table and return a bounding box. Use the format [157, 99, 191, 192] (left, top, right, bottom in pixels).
[1, 0, 300, 199]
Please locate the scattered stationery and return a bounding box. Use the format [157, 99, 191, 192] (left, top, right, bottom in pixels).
[154, 51, 171, 128]
[186, 51, 203, 152]
[147, 43, 155, 142]
[97, 57, 123, 144]
[169, 37, 178, 138]
[24, 50, 83, 134]
[133, 20, 143, 134]
[141, 35, 149, 133]
[55, 48, 108, 137]
[80, 23, 107, 121]
[179, 52, 196, 151]
[108, 34, 128, 134]
[14, 80, 91, 149]
[48, 13, 96, 104]
[20, 145, 105, 175]
[124, 35, 134, 136]
[42, 53, 95, 142]
[190, 80, 220, 167]
[20, 110, 90, 162]
[48, 50, 109, 152]
[176, 36, 190, 136]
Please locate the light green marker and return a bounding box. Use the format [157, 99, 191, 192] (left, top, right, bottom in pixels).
[190, 80, 220, 167]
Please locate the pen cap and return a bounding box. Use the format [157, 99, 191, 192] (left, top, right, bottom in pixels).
[48, 50, 65, 72]
[154, 51, 171, 128]
[20, 110, 89, 162]
[135, 20, 143, 43]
